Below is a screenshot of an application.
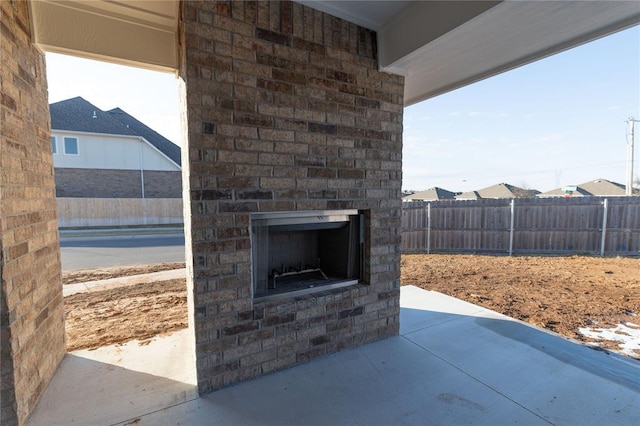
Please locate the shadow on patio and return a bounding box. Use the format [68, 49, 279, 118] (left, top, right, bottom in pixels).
[27, 286, 640, 425]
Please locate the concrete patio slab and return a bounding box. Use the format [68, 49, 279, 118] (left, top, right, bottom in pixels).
[27, 285, 640, 426]
[26, 330, 196, 426]
[401, 287, 640, 425]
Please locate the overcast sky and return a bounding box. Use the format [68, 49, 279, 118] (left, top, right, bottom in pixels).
[46, 25, 639, 194]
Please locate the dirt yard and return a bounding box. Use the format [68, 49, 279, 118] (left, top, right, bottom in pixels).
[63, 255, 639, 359]
[64, 277, 188, 351]
[402, 254, 639, 358]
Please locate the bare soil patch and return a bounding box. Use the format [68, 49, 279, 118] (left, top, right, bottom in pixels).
[402, 254, 640, 358]
[63, 256, 639, 359]
[64, 278, 187, 351]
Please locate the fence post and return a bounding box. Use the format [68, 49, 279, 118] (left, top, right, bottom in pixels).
[427, 202, 431, 254]
[600, 198, 608, 256]
[509, 199, 515, 256]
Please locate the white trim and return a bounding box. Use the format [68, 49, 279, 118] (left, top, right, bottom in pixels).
[138, 137, 181, 170]
[51, 128, 141, 140]
[51, 135, 57, 154]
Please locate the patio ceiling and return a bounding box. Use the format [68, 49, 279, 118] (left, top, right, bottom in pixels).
[29, 1, 640, 106]
[29, 1, 179, 72]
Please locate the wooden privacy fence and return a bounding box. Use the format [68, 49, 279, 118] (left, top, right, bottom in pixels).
[57, 198, 184, 228]
[402, 197, 640, 256]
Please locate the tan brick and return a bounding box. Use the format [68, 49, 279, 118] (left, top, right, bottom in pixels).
[258, 104, 294, 118]
[1, 3, 66, 424]
[235, 164, 273, 177]
[274, 142, 308, 155]
[258, 128, 295, 142]
[259, 153, 294, 166]
[260, 177, 296, 189]
[295, 305, 327, 321]
[235, 139, 274, 153]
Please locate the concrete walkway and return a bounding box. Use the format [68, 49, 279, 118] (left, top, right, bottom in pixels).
[28, 286, 640, 425]
[63, 268, 186, 296]
[59, 226, 184, 239]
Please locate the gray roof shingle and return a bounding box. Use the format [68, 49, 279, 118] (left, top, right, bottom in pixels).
[403, 187, 458, 201]
[538, 178, 629, 197]
[456, 183, 540, 200]
[50, 96, 180, 166]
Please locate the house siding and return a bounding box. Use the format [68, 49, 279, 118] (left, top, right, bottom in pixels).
[51, 132, 180, 171]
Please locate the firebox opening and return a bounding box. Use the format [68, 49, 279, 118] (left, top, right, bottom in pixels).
[251, 210, 363, 299]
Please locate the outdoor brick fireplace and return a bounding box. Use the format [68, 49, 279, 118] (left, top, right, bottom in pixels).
[181, 0, 404, 392]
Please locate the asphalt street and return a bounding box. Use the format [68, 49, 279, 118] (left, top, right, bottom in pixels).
[60, 235, 185, 270]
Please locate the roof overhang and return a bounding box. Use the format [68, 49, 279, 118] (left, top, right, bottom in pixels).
[29, 1, 640, 105]
[29, 0, 179, 73]
[376, 1, 640, 105]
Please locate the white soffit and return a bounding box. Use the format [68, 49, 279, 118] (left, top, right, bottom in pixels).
[29, 0, 179, 73]
[377, 1, 640, 106]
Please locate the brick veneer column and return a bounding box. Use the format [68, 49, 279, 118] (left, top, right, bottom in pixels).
[1, 1, 66, 424]
[181, 0, 404, 392]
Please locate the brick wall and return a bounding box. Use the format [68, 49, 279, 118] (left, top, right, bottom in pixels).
[144, 170, 183, 198]
[181, 1, 404, 392]
[0, 1, 66, 424]
[54, 168, 182, 198]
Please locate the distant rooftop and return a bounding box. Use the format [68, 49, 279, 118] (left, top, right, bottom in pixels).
[50, 96, 181, 166]
[538, 178, 630, 197]
[403, 187, 458, 202]
[456, 183, 540, 200]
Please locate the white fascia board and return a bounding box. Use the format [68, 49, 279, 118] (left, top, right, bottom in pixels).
[296, 0, 379, 30]
[378, 1, 501, 73]
[137, 137, 181, 170]
[50, 129, 139, 141]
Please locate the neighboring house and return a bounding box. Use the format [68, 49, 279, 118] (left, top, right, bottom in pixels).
[455, 190, 481, 200]
[50, 97, 181, 198]
[456, 183, 540, 200]
[538, 178, 631, 197]
[402, 187, 458, 202]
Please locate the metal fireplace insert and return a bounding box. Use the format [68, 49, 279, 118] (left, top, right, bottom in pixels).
[251, 210, 363, 299]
